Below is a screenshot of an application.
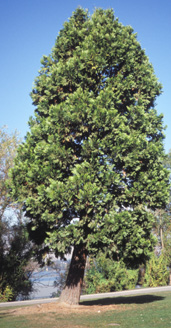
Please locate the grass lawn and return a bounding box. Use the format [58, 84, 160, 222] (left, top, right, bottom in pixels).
[1, 292, 171, 328]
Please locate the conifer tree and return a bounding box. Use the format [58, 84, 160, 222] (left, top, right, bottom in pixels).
[10, 8, 170, 305]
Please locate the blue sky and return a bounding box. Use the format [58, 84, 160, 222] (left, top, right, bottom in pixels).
[1, 0, 171, 152]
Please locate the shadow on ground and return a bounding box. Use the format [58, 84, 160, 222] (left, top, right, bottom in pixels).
[81, 294, 165, 306]
[0, 309, 16, 319]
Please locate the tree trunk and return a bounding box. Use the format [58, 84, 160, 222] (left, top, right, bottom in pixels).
[59, 243, 87, 305]
[160, 227, 164, 249]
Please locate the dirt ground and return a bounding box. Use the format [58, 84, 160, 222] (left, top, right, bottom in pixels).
[11, 301, 130, 316]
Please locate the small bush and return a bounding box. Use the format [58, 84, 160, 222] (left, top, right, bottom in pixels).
[143, 253, 169, 287]
[0, 285, 13, 302]
[84, 255, 139, 294]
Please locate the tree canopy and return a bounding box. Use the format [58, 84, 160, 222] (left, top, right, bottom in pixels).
[10, 8, 170, 304]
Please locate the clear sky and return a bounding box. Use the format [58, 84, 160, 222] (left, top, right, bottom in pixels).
[1, 0, 171, 152]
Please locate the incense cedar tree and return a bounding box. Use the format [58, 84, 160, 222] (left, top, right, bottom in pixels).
[10, 8, 170, 304]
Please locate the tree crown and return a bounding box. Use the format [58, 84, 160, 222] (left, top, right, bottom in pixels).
[10, 8, 170, 266]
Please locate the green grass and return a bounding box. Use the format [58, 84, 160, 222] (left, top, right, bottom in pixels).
[1, 292, 171, 327]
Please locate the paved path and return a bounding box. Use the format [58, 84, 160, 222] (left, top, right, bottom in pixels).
[0, 285, 171, 308]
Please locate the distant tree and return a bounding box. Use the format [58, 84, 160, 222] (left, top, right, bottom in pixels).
[0, 219, 34, 301]
[10, 8, 170, 305]
[152, 149, 171, 264]
[0, 126, 21, 221]
[153, 208, 171, 253]
[0, 126, 34, 301]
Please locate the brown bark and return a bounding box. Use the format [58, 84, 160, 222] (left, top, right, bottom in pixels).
[160, 227, 164, 249]
[59, 243, 87, 305]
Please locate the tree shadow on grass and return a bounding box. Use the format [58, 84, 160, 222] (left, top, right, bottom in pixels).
[0, 309, 15, 319]
[81, 294, 165, 306]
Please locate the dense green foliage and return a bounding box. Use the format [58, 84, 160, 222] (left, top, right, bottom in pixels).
[10, 8, 169, 275]
[0, 216, 34, 301]
[84, 255, 138, 294]
[85, 252, 170, 294]
[151, 150, 171, 269]
[143, 253, 169, 287]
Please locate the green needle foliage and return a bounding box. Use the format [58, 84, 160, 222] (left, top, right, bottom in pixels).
[10, 8, 170, 304]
